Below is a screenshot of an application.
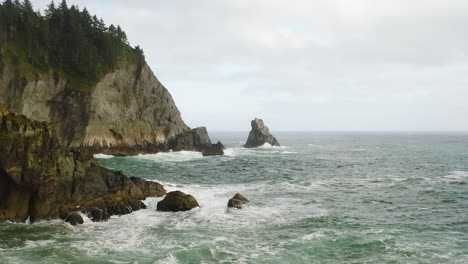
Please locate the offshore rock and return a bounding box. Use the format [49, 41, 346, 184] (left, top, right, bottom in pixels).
[200, 141, 225, 156]
[227, 193, 250, 209]
[0, 109, 166, 223]
[157, 191, 200, 212]
[170, 127, 224, 156]
[244, 118, 280, 148]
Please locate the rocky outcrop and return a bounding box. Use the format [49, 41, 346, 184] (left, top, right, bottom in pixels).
[157, 191, 199, 212]
[227, 193, 250, 209]
[170, 127, 224, 156]
[0, 64, 189, 155]
[0, 109, 166, 223]
[244, 118, 280, 148]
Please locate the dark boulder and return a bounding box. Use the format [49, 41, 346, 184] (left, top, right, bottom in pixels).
[244, 118, 280, 148]
[88, 208, 110, 222]
[170, 127, 224, 156]
[112, 203, 133, 215]
[228, 193, 250, 209]
[65, 212, 84, 226]
[157, 191, 199, 212]
[128, 199, 147, 211]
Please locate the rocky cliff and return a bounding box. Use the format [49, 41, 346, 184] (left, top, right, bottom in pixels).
[0, 107, 166, 222]
[0, 63, 190, 155]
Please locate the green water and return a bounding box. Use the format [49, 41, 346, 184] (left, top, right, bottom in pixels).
[1, 132, 467, 263]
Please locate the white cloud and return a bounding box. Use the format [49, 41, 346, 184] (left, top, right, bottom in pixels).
[31, 0, 468, 131]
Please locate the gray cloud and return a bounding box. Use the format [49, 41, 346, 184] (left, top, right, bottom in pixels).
[32, 0, 468, 131]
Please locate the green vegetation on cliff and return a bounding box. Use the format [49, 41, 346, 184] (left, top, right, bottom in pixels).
[0, 0, 145, 91]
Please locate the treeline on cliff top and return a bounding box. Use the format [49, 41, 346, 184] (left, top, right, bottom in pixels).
[0, 0, 145, 90]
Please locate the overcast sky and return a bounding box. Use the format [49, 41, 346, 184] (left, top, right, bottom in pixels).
[32, 0, 468, 131]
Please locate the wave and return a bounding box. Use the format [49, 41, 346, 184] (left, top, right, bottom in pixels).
[302, 231, 324, 241]
[157, 254, 179, 264]
[258, 143, 291, 149]
[307, 144, 327, 149]
[93, 154, 114, 159]
[442, 171, 468, 180]
[223, 147, 297, 157]
[134, 151, 203, 162]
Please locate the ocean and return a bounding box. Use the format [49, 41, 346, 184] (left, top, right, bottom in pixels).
[1, 132, 467, 263]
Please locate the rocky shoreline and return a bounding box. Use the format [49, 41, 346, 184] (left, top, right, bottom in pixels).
[0, 108, 166, 223]
[0, 107, 256, 225]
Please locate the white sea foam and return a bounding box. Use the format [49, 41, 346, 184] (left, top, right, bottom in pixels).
[93, 153, 114, 159]
[224, 146, 296, 157]
[24, 240, 56, 249]
[302, 231, 324, 241]
[134, 151, 203, 162]
[259, 143, 291, 149]
[307, 144, 326, 149]
[223, 148, 236, 157]
[443, 171, 468, 180]
[156, 254, 179, 264]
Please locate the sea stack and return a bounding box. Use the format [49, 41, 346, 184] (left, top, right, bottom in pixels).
[244, 118, 280, 148]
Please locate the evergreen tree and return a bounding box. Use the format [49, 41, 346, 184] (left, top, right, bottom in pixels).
[0, 0, 144, 89]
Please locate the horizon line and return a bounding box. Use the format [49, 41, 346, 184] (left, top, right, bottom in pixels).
[207, 130, 468, 133]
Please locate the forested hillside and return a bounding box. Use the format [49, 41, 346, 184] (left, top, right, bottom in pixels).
[0, 0, 145, 90]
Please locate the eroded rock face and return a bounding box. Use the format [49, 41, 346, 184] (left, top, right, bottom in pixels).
[170, 127, 224, 156]
[244, 119, 280, 148]
[0, 64, 188, 155]
[227, 193, 250, 209]
[157, 191, 199, 212]
[0, 110, 166, 223]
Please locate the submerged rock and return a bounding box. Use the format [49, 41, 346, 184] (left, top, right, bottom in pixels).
[157, 191, 200, 212]
[170, 127, 224, 156]
[227, 193, 250, 209]
[65, 212, 84, 226]
[244, 118, 280, 148]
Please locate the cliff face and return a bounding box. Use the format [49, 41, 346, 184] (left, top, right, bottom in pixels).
[0, 63, 188, 155]
[0, 108, 166, 222]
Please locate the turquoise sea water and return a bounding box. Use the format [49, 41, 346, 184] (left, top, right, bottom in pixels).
[1, 132, 467, 263]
